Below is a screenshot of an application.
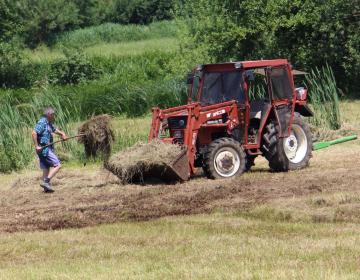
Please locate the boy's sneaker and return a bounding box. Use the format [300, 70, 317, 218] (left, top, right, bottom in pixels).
[40, 182, 55, 193]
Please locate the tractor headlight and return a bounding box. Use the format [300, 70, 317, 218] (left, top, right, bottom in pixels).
[174, 131, 181, 137]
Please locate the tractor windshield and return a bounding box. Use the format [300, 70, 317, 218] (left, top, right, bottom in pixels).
[200, 71, 245, 105]
[189, 70, 202, 102]
[268, 67, 293, 100]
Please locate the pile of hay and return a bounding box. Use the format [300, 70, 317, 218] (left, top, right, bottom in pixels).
[105, 139, 183, 184]
[77, 114, 115, 159]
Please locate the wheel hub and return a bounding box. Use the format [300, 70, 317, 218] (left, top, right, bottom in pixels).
[215, 151, 236, 174]
[283, 124, 308, 163]
[220, 155, 233, 169]
[209, 140, 243, 178]
[286, 134, 298, 152]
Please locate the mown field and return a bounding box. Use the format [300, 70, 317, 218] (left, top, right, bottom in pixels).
[0, 100, 360, 279]
[0, 18, 359, 279]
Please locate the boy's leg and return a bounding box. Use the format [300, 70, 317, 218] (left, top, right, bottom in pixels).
[46, 150, 61, 180]
[43, 168, 49, 181]
[47, 163, 62, 179]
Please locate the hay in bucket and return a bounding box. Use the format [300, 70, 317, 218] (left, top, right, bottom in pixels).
[77, 114, 115, 159]
[105, 139, 183, 184]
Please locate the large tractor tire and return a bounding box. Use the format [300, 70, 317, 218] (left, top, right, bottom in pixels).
[203, 138, 246, 179]
[263, 113, 313, 171]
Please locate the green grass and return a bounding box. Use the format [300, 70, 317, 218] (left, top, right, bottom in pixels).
[0, 98, 359, 278]
[1, 213, 360, 279]
[27, 38, 179, 60]
[0, 90, 154, 172]
[306, 65, 341, 130]
[47, 20, 179, 49]
[86, 38, 179, 56]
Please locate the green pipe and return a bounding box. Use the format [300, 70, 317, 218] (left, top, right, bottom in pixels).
[313, 135, 357, 150]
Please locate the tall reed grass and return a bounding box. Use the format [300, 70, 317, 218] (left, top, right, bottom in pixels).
[48, 20, 179, 49]
[0, 93, 85, 172]
[248, 66, 342, 131]
[305, 65, 341, 130]
[0, 75, 186, 172]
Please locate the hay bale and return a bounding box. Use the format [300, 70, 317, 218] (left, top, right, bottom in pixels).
[105, 139, 183, 184]
[77, 114, 115, 159]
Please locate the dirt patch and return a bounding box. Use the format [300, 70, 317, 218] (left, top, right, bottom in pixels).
[1, 140, 359, 233]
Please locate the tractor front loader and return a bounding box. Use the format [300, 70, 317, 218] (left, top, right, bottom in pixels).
[149, 59, 314, 181]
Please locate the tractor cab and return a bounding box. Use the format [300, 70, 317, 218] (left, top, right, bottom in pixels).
[186, 60, 303, 147]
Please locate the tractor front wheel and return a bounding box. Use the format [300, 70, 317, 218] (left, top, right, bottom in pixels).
[203, 138, 246, 179]
[263, 113, 313, 171]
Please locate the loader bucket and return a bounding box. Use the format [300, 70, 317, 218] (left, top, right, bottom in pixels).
[141, 147, 189, 182]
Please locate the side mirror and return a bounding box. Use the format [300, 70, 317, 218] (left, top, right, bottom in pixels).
[245, 70, 255, 82]
[186, 72, 194, 84]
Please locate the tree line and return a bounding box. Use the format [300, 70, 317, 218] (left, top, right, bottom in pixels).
[175, 0, 360, 94]
[0, 0, 359, 95]
[0, 0, 182, 47]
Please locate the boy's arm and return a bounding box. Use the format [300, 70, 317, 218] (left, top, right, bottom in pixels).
[54, 129, 68, 141]
[31, 130, 42, 152]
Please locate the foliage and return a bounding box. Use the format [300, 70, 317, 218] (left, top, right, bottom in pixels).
[109, 0, 183, 25]
[0, 96, 34, 172]
[15, 0, 80, 46]
[2, 0, 183, 47]
[0, 43, 36, 89]
[49, 49, 101, 85]
[306, 65, 341, 130]
[176, 0, 360, 94]
[0, 133, 23, 173]
[47, 20, 179, 49]
[73, 0, 113, 27]
[0, 0, 25, 42]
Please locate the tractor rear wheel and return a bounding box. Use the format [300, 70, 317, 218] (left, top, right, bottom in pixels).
[263, 113, 313, 171]
[203, 138, 246, 179]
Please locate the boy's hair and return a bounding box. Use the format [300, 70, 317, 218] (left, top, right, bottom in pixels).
[43, 107, 56, 117]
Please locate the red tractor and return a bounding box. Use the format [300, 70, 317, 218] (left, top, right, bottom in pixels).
[149, 59, 313, 181]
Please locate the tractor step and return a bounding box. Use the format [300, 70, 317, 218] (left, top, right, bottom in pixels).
[247, 148, 263, 156]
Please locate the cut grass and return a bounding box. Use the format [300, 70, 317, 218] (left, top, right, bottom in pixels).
[1, 214, 360, 279]
[0, 102, 360, 278]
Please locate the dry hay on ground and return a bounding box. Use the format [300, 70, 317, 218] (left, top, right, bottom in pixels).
[312, 122, 359, 142]
[77, 114, 115, 159]
[105, 139, 183, 184]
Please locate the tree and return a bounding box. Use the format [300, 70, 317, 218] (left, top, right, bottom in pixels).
[0, 0, 24, 41]
[16, 0, 80, 45]
[111, 0, 182, 24]
[177, 0, 360, 93]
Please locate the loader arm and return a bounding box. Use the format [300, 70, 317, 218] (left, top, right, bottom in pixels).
[149, 101, 239, 180]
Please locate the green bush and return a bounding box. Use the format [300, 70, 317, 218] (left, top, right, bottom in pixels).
[0, 43, 34, 89]
[0, 133, 22, 173]
[0, 145, 12, 173]
[49, 49, 102, 85]
[109, 0, 183, 25]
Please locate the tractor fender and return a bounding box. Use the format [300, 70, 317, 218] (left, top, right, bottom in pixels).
[294, 104, 314, 117]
